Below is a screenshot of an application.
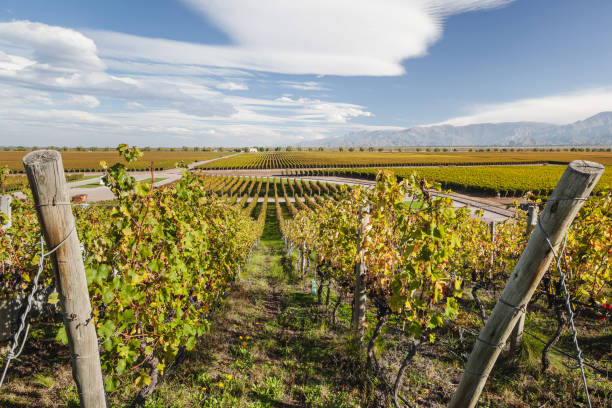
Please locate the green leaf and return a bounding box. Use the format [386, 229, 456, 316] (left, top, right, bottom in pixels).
[47, 291, 59, 305]
[56, 326, 68, 345]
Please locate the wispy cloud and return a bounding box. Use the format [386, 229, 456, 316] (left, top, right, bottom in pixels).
[0, 1, 521, 146]
[82, 0, 514, 77]
[216, 81, 248, 91]
[437, 88, 612, 126]
[279, 81, 329, 91]
[0, 20, 236, 118]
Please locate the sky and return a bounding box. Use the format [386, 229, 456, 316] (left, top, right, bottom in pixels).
[1, 0, 611, 147]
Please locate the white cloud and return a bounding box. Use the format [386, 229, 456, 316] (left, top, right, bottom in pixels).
[216, 81, 248, 91]
[272, 97, 372, 123]
[279, 81, 328, 91]
[438, 88, 612, 126]
[84, 0, 513, 77]
[0, 20, 105, 71]
[66, 94, 100, 108]
[0, 21, 236, 118]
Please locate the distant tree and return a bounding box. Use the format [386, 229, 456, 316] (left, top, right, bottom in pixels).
[308, 147, 313, 151]
[286, 146, 294, 151]
[368, 147, 374, 152]
[415, 148, 420, 152]
[348, 147, 355, 152]
[182, 146, 189, 151]
[144, 146, 151, 151]
[297, 146, 303, 151]
[338, 147, 345, 152]
[398, 147, 403, 152]
[318, 147, 324, 151]
[433, 148, 440, 152]
[453, 148, 458, 152]
[442, 148, 448, 152]
[359, 146, 366, 152]
[425, 148, 431, 152]
[193, 146, 200, 151]
[377, 147, 384, 152]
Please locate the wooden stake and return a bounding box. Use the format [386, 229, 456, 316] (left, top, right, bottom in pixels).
[526, 205, 538, 236]
[509, 204, 539, 355]
[448, 160, 604, 408]
[0, 195, 11, 231]
[23, 150, 106, 408]
[351, 205, 369, 344]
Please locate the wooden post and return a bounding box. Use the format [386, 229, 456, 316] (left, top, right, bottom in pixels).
[489, 221, 496, 242]
[526, 204, 538, 235]
[449, 160, 604, 408]
[351, 205, 369, 345]
[0, 195, 11, 231]
[509, 205, 539, 355]
[23, 150, 106, 408]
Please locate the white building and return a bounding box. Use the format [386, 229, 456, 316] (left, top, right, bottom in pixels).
[248, 147, 258, 152]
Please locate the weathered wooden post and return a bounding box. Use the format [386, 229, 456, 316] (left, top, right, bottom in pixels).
[489, 221, 496, 265]
[0, 195, 11, 231]
[351, 205, 369, 345]
[23, 150, 106, 408]
[509, 205, 539, 355]
[1, 195, 14, 341]
[449, 160, 604, 408]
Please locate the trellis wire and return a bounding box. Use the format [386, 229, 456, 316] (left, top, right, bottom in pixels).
[0, 226, 75, 388]
[335, 286, 605, 405]
[537, 217, 592, 408]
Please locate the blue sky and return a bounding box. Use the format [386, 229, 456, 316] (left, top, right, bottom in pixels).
[1, 0, 611, 147]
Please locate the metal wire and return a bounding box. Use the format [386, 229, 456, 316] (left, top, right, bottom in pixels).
[36, 202, 117, 208]
[0, 226, 75, 388]
[537, 217, 592, 408]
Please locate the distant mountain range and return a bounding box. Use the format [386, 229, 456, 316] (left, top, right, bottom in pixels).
[305, 112, 612, 147]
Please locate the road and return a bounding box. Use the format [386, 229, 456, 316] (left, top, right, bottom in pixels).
[67, 153, 242, 202]
[292, 175, 514, 222]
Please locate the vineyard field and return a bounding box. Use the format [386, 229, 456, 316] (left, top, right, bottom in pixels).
[0, 148, 610, 407]
[197, 151, 612, 169]
[0, 150, 229, 172]
[332, 165, 612, 196]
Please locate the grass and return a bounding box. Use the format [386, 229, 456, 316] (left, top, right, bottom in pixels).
[138, 215, 364, 408]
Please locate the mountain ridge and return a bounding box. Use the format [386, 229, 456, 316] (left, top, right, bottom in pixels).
[305, 112, 612, 147]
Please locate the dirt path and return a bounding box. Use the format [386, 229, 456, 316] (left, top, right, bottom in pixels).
[141, 210, 364, 408]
